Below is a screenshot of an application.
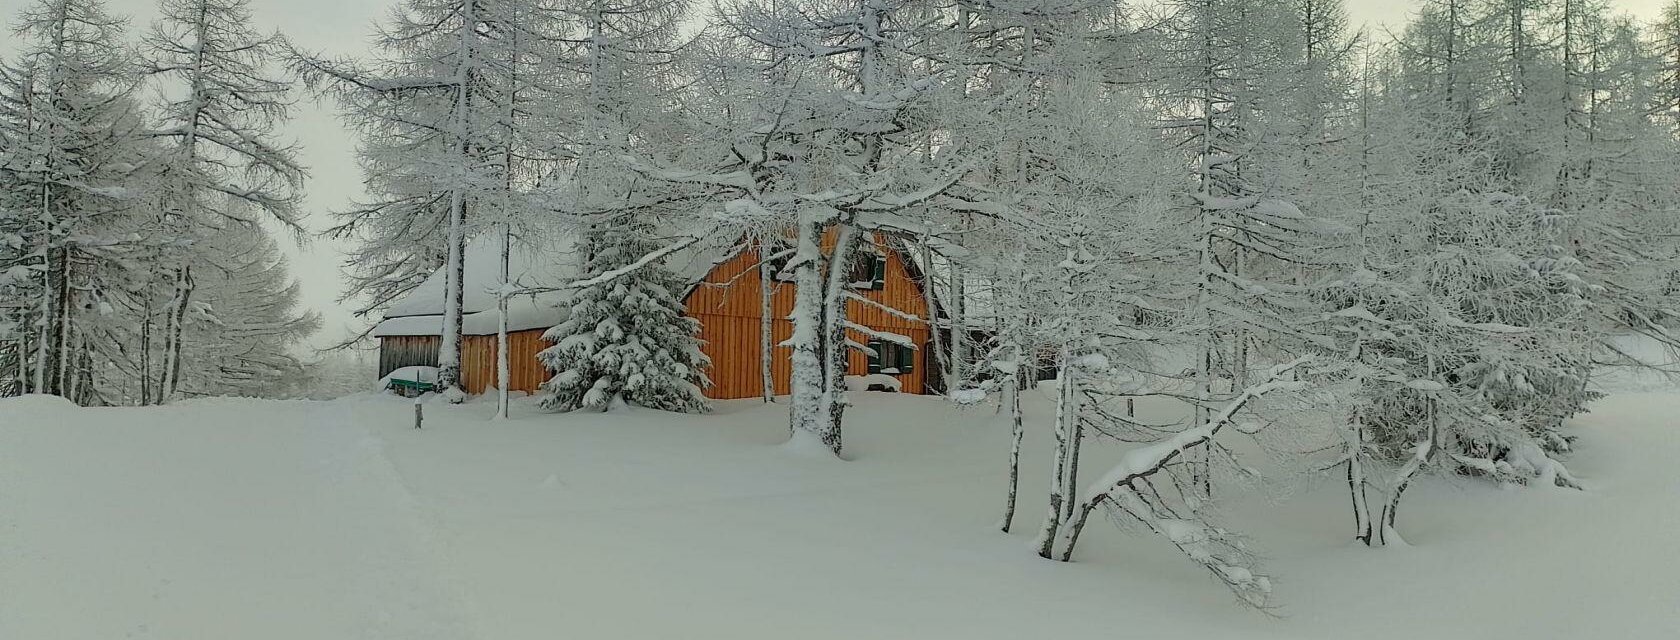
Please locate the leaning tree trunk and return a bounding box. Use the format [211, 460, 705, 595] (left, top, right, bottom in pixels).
[1036, 345, 1079, 558]
[1000, 340, 1025, 533]
[1377, 356, 1438, 546]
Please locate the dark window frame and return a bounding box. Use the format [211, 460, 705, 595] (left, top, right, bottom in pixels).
[866, 339, 915, 375]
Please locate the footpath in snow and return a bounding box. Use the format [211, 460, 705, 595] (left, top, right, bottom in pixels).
[0, 396, 474, 639]
[2, 389, 1678, 638]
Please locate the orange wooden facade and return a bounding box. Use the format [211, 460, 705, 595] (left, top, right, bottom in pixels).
[685, 237, 931, 399]
[398, 236, 933, 400]
[459, 330, 551, 395]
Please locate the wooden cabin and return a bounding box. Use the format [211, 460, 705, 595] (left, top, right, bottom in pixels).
[373, 231, 934, 400]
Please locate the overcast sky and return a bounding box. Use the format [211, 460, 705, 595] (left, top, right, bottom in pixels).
[1, 0, 1670, 349]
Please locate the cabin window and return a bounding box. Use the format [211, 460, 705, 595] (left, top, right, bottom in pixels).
[848, 252, 887, 290]
[763, 249, 795, 282]
[866, 339, 915, 375]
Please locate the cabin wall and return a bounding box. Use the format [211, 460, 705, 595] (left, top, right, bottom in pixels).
[381, 237, 934, 402]
[378, 336, 441, 379]
[686, 237, 931, 400]
[460, 330, 550, 396]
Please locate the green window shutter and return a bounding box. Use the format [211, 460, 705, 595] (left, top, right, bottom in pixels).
[867, 339, 883, 374]
[897, 342, 914, 373]
[871, 255, 887, 289]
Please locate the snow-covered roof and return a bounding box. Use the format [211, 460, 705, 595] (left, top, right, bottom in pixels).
[372, 228, 739, 338]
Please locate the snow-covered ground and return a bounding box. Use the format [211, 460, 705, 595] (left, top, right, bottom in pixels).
[2, 387, 1677, 638]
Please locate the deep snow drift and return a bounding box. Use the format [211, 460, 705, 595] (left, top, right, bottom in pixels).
[1, 388, 1676, 639]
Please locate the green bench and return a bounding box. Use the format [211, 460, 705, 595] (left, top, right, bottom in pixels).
[387, 376, 437, 397]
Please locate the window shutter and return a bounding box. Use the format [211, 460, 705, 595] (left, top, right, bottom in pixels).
[867, 339, 883, 374]
[871, 255, 887, 289]
[897, 342, 914, 373]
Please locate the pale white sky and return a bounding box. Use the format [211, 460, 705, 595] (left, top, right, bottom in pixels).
[0, 0, 1669, 349]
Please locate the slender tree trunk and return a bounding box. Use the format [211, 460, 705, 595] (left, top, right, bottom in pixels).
[494, 222, 511, 419]
[919, 232, 949, 394]
[161, 265, 194, 402]
[1378, 356, 1438, 546]
[1001, 340, 1024, 533]
[33, 243, 53, 395]
[55, 249, 73, 396]
[1036, 345, 1077, 559]
[950, 260, 966, 388]
[760, 236, 776, 402]
[1348, 412, 1373, 545]
[140, 288, 153, 405]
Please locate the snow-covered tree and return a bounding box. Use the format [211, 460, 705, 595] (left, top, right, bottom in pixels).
[140, 0, 306, 402]
[292, 0, 510, 402]
[171, 226, 319, 398]
[531, 0, 711, 414]
[537, 219, 710, 412]
[0, 0, 151, 403]
[622, 0, 981, 455]
[1148, 0, 1342, 496]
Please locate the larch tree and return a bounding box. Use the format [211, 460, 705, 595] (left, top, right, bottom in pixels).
[140, 0, 306, 402]
[292, 0, 509, 402]
[0, 0, 150, 403]
[623, 0, 982, 455]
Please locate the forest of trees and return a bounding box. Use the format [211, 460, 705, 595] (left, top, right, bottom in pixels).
[0, 0, 318, 403]
[7, 0, 1680, 607]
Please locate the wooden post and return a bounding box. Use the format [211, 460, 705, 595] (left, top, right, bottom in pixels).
[414, 396, 424, 429]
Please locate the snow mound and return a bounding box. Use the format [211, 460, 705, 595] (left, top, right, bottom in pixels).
[0, 393, 80, 415]
[844, 374, 902, 393]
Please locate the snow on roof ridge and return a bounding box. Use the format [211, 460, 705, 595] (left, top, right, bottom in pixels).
[373, 226, 738, 337]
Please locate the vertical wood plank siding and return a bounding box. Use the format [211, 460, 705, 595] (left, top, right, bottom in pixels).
[379, 235, 932, 400]
[377, 336, 441, 379]
[458, 330, 550, 396]
[685, 235, 930, 399]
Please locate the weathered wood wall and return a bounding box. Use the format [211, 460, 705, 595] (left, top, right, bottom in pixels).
[460, 330, 549, 395]
[685, 236, 930, 399]
[377, 335, 441, 379]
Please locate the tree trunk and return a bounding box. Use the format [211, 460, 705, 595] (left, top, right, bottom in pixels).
[819, 225, 859, 452]
[161, 265, 194, 402]
[1378, 357, 1438, 546]
[1001, 341, 1024, 533]
[55, 248, 73, 397]
[494, 222, 511, 419]
[919, 232, 949, 395]
[140, 287, 153, 405]
[787, 218, 833, 452]
[437, 188, 467, 402]
[1036, 347, 1077, 558]
[760, 236, 775, 402]
[1348, 413, 1373, 545]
